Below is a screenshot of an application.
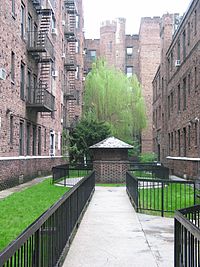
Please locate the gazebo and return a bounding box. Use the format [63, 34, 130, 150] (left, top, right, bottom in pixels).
[89, 136, 133, 183]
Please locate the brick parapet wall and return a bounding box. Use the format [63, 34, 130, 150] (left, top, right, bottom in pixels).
[93, 160, 129, 183]
[166, 158, 200, 180]
[0, 157, 66, 190]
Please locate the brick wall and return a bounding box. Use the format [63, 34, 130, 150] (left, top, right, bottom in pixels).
[139, 17, 161, 153]
[0, 157, 66, 190]
[93, 161, 129, 183]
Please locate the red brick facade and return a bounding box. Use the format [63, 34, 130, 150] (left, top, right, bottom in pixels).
[153, 0, 200, 179]
[0, 0, 84, 187]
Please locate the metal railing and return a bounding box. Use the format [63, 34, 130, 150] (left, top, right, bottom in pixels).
[52, 164, 93, 186]
[174, 205, 200, 267]
[26, 86, 55, 112]
[126, 172, 197, 217]
[27, 31, 54, 59]
[129, 162, 169, 180]
[0, 172, 95, 266]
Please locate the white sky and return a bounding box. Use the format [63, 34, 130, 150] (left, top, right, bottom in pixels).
[83, 0, 192, 39]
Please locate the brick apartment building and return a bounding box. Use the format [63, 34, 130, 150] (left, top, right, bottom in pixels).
[84, 17, 162, 153]
[153, 0, 200, 179]
[0, 0, 84, 188]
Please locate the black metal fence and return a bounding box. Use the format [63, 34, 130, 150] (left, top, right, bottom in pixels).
[126, 172, 197, 217]
[0, 171, 95, 267]
[174, 205, 200, 267]
[52, 164, 93, 186]
[129, 162, 169, 180]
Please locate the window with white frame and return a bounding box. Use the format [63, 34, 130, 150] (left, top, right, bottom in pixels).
[126, 66, 133, 77]
[126, 47, 133, 56]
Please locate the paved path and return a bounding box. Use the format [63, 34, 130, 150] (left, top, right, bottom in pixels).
[63, 187, 174, 267]
[0, 176, 51, 200]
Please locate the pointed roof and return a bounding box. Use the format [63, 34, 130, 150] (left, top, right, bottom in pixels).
[89, 136, 133, 149]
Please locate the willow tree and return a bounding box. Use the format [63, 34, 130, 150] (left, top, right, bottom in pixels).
[84, 59, 147, 144]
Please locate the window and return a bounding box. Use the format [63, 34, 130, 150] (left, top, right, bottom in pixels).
[11, 51, 15, 82]
[76, 15, 79, 29]
[89, 50, 96, 60]
[168, 95, 170, 118]
[170, 52, 173, 70]
[188, 125, 191, 147]
[126, 47, 133, 56]
[44, 128, 47, 152]
[10, 115, 14, 145]
[20, 62, 25, 100]
[161, 77, 164, 97]
[12, 0, 15, 16]
[21, 3, 25, 38]
[195, 67, 197, 90]
[187, 22, 190, 45]
[28, 14, 32, 46]
[32, 126, 36, 155]
[168, 133, 170, 155]
[183, 127, 186, 157]
[177, 39, 180, 61]
[52, 16, 56, 29]
[170, 91, 173, 113]
[178, 130, 181, 156]
[188, 73, 191, 95]
[75, 41, 79, 54]
[177, 84, 181, 112]
[126, 66, 133, 78]
[27, 70, 31, 102]
[26, 123, 30, 155]
[109, 41, 112, 52]
[19, 121, 24, 155]
[75, 66, 80, 80]
[171, 132, 174, 151]
[38, 127, 41, 155]
[195, 122, 198, 146]
[183, 30, 186, 60]
[183, 78, 186, 110]
[194, 10, 197, 35]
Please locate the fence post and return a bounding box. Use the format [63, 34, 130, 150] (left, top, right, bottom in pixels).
[33, 230, 41, 267]
[194, 181, 196, 205]
[161, 181, 164, 217]
[136, 179, 138, 212]
[174, 218, 181, 267]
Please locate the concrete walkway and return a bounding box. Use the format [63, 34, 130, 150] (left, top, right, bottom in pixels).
[63, 187, 174, 267]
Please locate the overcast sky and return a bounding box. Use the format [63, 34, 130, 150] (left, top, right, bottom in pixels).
[83, 0, 192, 39]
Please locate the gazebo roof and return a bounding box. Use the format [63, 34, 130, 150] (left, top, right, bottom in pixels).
[89, 136, 133, 149]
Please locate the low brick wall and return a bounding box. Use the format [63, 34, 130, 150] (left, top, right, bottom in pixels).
[166, 158, 199, 180]
[0, 157, 67, 190]
[93, 160, 129, 183]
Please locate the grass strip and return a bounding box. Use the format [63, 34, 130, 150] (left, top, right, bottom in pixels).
[0, 179, 69, 251]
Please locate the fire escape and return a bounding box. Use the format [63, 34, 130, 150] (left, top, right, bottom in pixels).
[26, 1, 55, 112]
[63, 0, 77, 129]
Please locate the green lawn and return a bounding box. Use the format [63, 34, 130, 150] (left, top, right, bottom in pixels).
[138, 183, 198, 217]
[0, 179, 70, 252]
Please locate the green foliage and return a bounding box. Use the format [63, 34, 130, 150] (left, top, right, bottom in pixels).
[139, 152, 157, 163]
[84, 59, 147, 143]
[0, 179, 69, 251]
[68, 112, 111, 163]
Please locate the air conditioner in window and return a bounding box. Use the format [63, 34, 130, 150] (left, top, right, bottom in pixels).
[0, 68, 6, 80]
[61, 118, 63, 124]
[52, 70, 58, 77]
[175, 60, 181, 67]
[52, 28, 58, 35]
[62, 20, 65, 26]
[62, 53, 66, 58]
[82, 77, 85, 81]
